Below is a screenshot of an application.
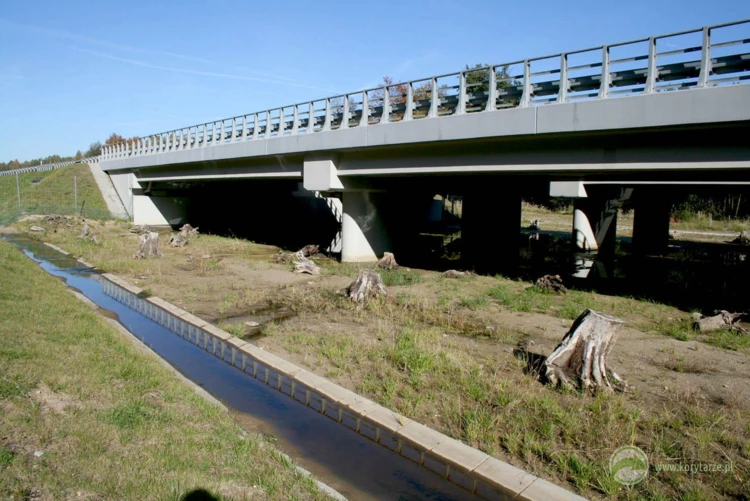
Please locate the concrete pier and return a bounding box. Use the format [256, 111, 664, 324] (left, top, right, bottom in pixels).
[341, 191, 391, 262]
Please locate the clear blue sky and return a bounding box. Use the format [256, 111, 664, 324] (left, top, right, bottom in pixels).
[1, 0, 748, 161]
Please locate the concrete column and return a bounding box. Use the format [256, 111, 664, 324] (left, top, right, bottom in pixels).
[572, 191, 622, 260]
[632, 188, 671, 256]
[341, 191, 391, 262]
[462, 188, 522, 273]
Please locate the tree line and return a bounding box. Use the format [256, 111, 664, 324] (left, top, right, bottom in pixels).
[0, 133, 134, 172]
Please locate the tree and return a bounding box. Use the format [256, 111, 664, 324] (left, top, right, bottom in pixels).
[75, 150, 83, 160]
[85, 142, 102, 158]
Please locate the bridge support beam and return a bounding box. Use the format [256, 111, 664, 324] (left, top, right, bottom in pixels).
[132, 195, 189, 227]
[341, 191, 391, 262]
[632, 188, 671, 256]
[462, 188, 521, 273]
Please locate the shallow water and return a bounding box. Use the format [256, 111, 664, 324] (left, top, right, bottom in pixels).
[4, 235, 479, 501]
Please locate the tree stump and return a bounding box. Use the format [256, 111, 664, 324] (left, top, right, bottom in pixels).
[168, 234, 188, 247]
[377, 252, 399, 270]
[534, 274, 567, 294]
[130, 225, 154, 235]
[77, 224, 99, 244]
[544, 309, 625, 392]
[342, 270, 388, 303]
[298, 244, 320, 257]
[293, 251, 320, 275]
[179, 224, 199, 239]
[692, 311, 748, 333]
[134, 232, 161, 259]
[731, 231, 749, 246]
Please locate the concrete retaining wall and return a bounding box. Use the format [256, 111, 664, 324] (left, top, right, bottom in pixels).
[97, 271, 586, 501]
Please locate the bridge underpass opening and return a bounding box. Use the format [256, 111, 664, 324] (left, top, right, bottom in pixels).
[145, 179, 341, 253]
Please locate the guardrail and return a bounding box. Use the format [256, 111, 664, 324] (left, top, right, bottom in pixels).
[0, 157, 100, 177]
[101, 19, 750, 162]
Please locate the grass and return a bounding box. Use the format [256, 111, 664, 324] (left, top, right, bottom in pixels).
[22, 220, 750, 500]
[0, 238, 333, 500]
[0, 164, 112, 224]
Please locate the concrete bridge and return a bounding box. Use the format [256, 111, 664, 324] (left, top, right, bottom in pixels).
[100, 19, 750, 270]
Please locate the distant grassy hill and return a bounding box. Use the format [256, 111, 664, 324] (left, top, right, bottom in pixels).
[0, 164, 111, 225]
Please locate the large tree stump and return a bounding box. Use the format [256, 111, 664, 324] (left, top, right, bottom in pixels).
[293, 251, 320, 275]
[377, 252, 399, 270]
[692, 311, 748, 333]
[342, 270, 388, 303]
[134, 232, 161, 259]
[544, 309, 625, 392]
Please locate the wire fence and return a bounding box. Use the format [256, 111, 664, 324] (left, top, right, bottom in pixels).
[0, 167, 113, 226]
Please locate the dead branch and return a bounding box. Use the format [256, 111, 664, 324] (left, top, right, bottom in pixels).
[544, 309, 626, 392]
[134, 232, 161, 259]
[441, 270, 474, 278]
[377, 252, 399, 270]
[692, 310, 748, 333]
[130, 225, 154, 235]
[342, 270, 388, 303]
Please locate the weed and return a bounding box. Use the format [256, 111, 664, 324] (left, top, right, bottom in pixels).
[379, 269, 423, 287]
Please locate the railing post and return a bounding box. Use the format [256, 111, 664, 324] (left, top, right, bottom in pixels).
[323, 99, 331, 131]
[240, 117, 248, 141]
[558, 54, 568, 103]
[292, 106, 299, 135]
[308, 102, 315, 133]
[429, 77, 438, 117]
[201, 125, 207, 147]
[279, 108, 285, 136]
[341, 95, 350, 129]
[457, 71, 466, 114]
[253, 114, 259, 139]
[520, 60, 531, 107]
[405, 82, 413, 120]
[266, 111, 272, 137]
[220, 120, 225, 144]
[486, 67, 497, 111]
[360, 92, 369, 126]
[698, 27, 711, 88]
[599, 45, 610, 99]
[382, 86, 390, 123]
[231, 118, 237, 142]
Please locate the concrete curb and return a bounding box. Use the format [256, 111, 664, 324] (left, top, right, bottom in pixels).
[90, 267, 585, 501]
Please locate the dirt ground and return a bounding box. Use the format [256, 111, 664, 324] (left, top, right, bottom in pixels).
[12, 217, 750, 500]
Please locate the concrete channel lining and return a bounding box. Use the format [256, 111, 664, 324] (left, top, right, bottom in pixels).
[95, 270, 587, 501]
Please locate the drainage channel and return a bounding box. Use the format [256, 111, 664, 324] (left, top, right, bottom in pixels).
[5, 235, 480, 501]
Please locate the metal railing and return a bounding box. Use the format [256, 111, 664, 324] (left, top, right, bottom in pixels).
[0, 157, 100, 177]
[101, 19, 750, 162]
